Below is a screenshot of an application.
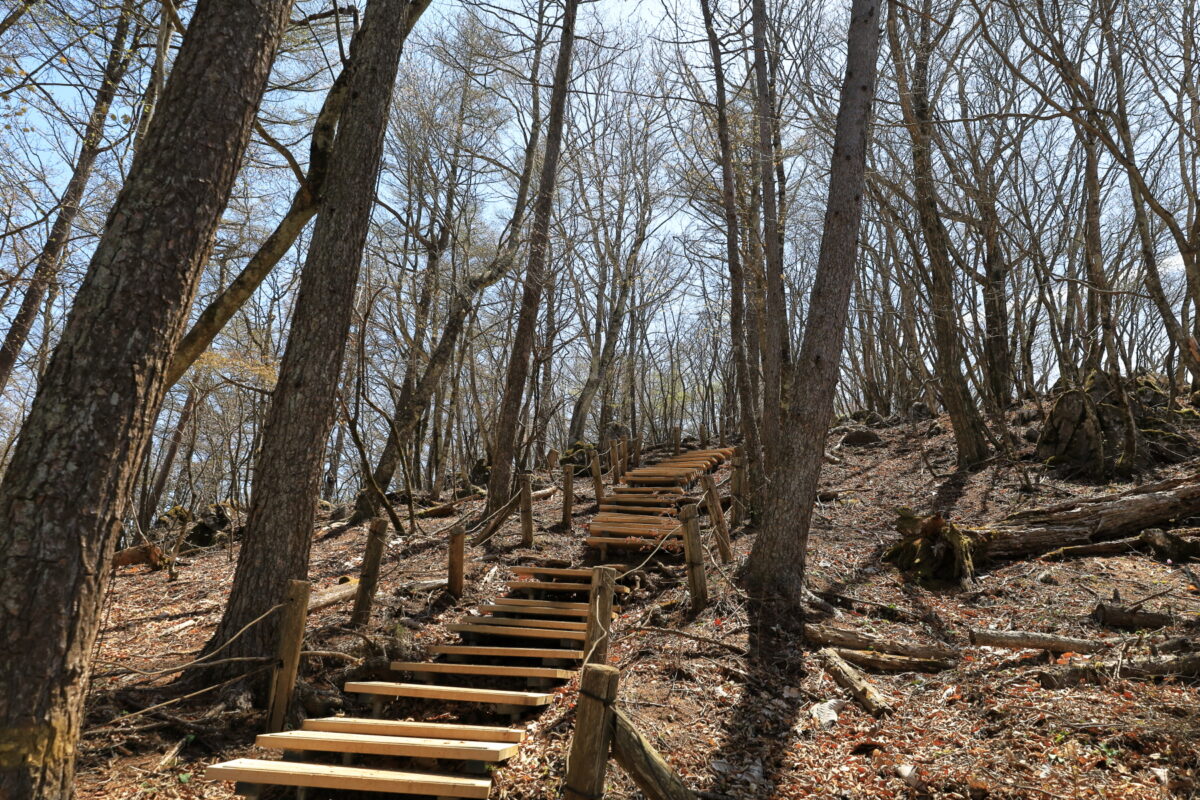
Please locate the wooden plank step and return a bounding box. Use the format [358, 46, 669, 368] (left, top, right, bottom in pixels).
[587, 536, 683, 550]
[509, 566, 592, 578]
[478, 602, 589, 618]
[390, 661, 575, 680]
[597, 506, 677, 517]
[461, 615, 586, 631]
[595, 513, 679, 524]
[256, 730, 518, 761]
[429, 644, 583, 660]
[302, 717, 525, 743]
[345, 681, 554, 706]
[588, 523, 681, 536]
[205, 758, 491, 799]
[505, 580, 591, 592]
[484, 597, 590, 609]
[448, 623, 587, 641]
[619, 484, 686, 491]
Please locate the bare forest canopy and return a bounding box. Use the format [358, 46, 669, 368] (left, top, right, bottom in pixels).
[2, 0, 1200, 797]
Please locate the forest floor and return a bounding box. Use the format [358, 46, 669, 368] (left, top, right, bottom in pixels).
[77, 410, 1200, 799]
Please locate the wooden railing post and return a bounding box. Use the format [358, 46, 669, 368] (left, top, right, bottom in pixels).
[620, 436, 630, 476]
[679, 504, 707, 610]
[632, 435, 642, 467]
[609, 440, 621, 483]
[561, 464, 575, 528]
[585, 566, 617, 665]
[699, 474, 732, 564]
[448, 522, 466, 598]
[266, 579, 310, 732]
[351, 518, 389, 627]
[590, 450, 605, 504]
[519, 471, 534, 546]
[672, 426, 681, 455]
[564, 664, 620, 800]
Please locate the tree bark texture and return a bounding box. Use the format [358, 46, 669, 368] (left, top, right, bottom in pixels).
[0, 0, 293, 795]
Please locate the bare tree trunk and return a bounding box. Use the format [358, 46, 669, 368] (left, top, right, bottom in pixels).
[0, 0, 136, 394]
[744, 0, 881, 613]
[138, 386, 198, 532]
[700, 0, 765, 506]
[0, 0, 293, 795]
[196, 0, 430, 689]
[487, 0, 580, 513]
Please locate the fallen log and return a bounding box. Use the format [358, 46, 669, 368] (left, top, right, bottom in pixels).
[1039, 652, 1200, 687]
[1091, 602, 1174, 630]
[818, 648, 894, 716]
[804, 623, 957, 660]
[415, 491, 484, 518]
[884, 473, 1200, 583]
[834, 648, 952, 673]
[968, 628, 1105, 654]
[1043, 537, 1142, 560]
[308, 580, 359, 612]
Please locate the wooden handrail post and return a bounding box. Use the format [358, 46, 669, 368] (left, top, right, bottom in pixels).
[564, 664, 620, 800]
[519, 471, 534, 546]
[632, 435, 642, 467]
[266, 579, 311, 732]
[672, 426, 681, 455]
[585, 566, 617, 665]
[620, 436, 630, 476]
[351, 518, 389, 627]
[448, 522, 466, 598]
[561, 464, 575, 528]
[590, 450, 605, 504]
[609, 440, 621, 483]
[699, 474, 732, 563]
[679, 504, 707, 611]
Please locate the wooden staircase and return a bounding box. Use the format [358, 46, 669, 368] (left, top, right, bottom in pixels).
[586, 448, 734, 558]
[207, 565, 625, 798]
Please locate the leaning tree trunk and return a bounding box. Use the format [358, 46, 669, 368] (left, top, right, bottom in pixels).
[743, 0, 881, 614]
[486, 0, 580, 514]
[0, 0, 136, 395]
[195, 0, 430, 692]
[885, 472, 1200, 583]
[0, 0, 293, 796]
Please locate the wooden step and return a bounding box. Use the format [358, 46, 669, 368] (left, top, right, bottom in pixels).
[506, 580, 592, 592]
[390, 661, 575, 680]
[485, 597, 590, 610]
[429, 644, 583, 660]
[588, 523, 681, 536]
[509, 566, 593, 578]
[206, 759, 490, 798]
[448, 622, 587, 641]
[302, 717, 525, 743]
[613, 486, 684, 494]
[587, 536, 683, 550]
[477, 603, 589, 618]
[345, 681, 554, 706]
[461, 615, 586, 631]
[257, 730, 519, 761]
[595, 513, 679, 524]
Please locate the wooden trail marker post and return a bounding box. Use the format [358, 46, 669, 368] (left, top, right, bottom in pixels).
[448, 522, 466, 598]
[351, 518, 389, 627]
[561, 464, 575, 528]
[519, 472, 534, 546]
[585, 566, 617, 665]
[679, 504, 707, 610]
[699, 473, 732, 563]
[565, 664, 697, 800]
[266, 579, 311, 733]
[564, 665, 620, 800]
[590, 450, 605, 504]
